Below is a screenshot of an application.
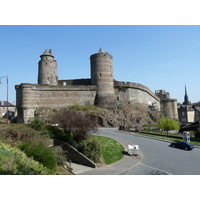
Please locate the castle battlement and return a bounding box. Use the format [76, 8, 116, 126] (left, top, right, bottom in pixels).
[114, 80, 160, 102]
[16, 83, 96, 91]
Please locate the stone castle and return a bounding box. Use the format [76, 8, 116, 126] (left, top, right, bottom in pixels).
[15, 48, 178, 123]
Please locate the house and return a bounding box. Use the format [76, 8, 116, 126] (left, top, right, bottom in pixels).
[0, 101, 16, 119]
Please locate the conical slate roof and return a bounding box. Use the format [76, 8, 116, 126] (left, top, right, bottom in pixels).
[41, 49, 52, 56]
[98, 48, 105, 53]
[183, 85, 190, 105]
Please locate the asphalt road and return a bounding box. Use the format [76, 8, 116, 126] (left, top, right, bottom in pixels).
[96, 128, 200, 175]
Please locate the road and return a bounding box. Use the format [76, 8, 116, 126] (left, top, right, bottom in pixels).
[96, 128, 200, 175]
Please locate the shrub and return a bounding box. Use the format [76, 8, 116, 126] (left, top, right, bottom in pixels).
[28, 117, 45, 131]
[45, 125, 75, 146]
[76, 137, 101, 163]
[18, 141, 57, 170]
[195, 128, 200, 138]
[67, 104, 99, 112]
[0, 124, 50, 144]
[0, 141, 54, 175]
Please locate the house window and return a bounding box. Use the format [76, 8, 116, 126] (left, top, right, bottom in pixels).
[63, 82, 67, 86]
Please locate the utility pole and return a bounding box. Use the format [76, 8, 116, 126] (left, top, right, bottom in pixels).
[0, 75, 9, 124]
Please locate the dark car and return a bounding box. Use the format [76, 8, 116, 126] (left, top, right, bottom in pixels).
[170, 141, 194, 150]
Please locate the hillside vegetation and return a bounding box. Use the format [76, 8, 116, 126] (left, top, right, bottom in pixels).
[0, 141, 54, 175]
[0, 123, 68, 175]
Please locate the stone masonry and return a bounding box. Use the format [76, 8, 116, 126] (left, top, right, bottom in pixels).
[15, 48, 178, 123]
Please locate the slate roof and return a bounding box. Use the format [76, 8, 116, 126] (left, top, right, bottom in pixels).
[98, 48, 105, 53]
[0, 101, 15, 107]
[41, 49, 53, 56]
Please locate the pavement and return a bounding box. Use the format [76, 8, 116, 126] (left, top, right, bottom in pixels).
[72, 153, 141, 175]
[71, 129, 142, 175]
[70, 129, 200, 175]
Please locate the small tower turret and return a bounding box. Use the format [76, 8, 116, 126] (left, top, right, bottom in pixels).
[38, 49, 58, 85]
[90, 48, 116, 109]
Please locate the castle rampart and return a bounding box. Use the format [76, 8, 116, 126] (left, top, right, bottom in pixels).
[114, 80, 160, 102]
[15, 48, 178, 123]
[15, 83, 96, 123]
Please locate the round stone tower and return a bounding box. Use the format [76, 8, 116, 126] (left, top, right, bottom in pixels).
[90, 48, 116, 109]
[38, 49, 58, 85]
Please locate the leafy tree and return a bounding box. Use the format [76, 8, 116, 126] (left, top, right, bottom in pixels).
[157, 117, 180, 137]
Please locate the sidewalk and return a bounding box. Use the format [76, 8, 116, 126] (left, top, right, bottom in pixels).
[76, 153, 141, 175]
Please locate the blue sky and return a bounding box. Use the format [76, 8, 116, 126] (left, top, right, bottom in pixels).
[0, 25, 200, 103]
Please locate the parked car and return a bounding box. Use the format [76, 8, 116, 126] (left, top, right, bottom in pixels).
[129, 126, 144, 132]
[170, 141, 194, 150]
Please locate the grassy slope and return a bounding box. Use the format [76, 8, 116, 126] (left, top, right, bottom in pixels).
[92, 135, 124, 165]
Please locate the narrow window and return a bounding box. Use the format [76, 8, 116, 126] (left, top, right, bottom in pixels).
[100, 73, 102, 77]
[63, 82, 67, 86]
[117, 97, 119, 101]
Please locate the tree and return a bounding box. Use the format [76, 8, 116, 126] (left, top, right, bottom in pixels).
[157, 117, 180, 137]
[50, 109, 98, 143]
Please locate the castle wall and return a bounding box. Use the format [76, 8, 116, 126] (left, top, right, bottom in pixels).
[58, 79, 91, 86]
[114, 81, 160, 110]
[15, 83, 96, 123]
[15, 48, 179, 123]
[166, 99, 178, 120]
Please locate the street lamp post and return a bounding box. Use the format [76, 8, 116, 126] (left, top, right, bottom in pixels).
[0, 75, 9, 124]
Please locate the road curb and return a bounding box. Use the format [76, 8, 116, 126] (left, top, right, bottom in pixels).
[117, 130, 200, 149]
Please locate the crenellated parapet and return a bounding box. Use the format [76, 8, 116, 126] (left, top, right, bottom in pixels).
[114, 80, 160, 102]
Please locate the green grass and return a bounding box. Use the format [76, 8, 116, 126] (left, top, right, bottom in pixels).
[92, 135, 125, 165]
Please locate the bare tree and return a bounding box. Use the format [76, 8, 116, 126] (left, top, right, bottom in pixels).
[51, 109, 98, 142]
